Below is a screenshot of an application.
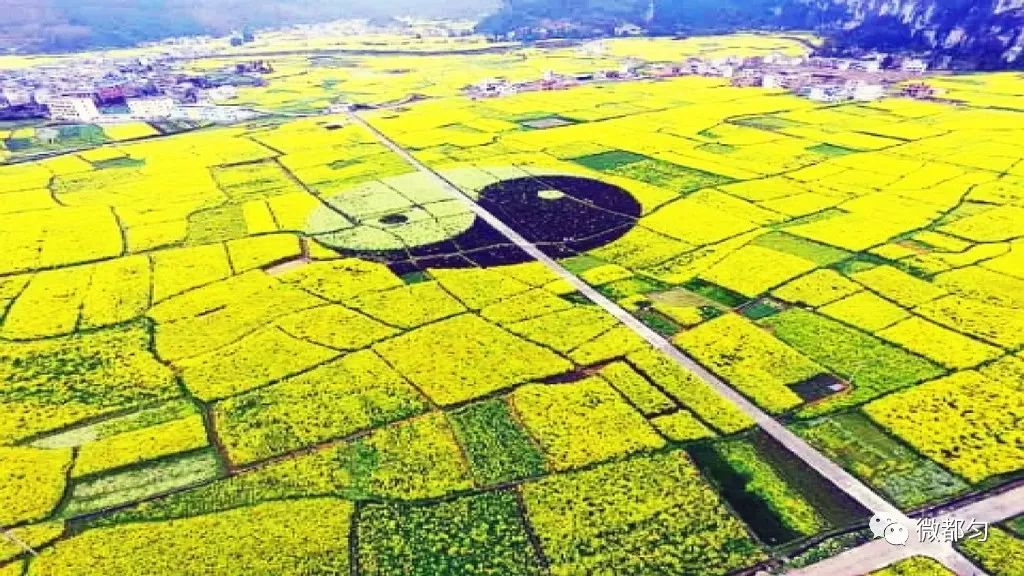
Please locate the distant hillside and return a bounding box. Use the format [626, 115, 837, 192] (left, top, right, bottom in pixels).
[818, 0, 1024, 70]
[476, 0, 842, 37]
[0, 0, 500, 53]
[477, 0, 1024, 69]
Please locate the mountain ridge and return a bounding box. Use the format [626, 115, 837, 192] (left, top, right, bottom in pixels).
[478, 0, 1024, 69]
[2, 0, 1021, 70]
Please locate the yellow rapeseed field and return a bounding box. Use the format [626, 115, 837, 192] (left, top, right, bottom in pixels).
[2, 31, 1023, 575]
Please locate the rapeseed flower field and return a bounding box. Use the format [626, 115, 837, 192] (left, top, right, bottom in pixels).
[1, 32, 1022, 575]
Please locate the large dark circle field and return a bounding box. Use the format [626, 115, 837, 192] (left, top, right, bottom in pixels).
[341, 175, 642, 274]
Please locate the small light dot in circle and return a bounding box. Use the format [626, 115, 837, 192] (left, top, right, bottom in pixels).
[537, 189, 565, 200]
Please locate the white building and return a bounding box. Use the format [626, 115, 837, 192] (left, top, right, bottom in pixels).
[174, 105, 258, 123]
[127, 96, 177, 119]
[2, 88, 32, 107]
[203, 85, 238, 103]
[46, 96, 101, 122]
[687, 60, 710, 75]
[474, 78, 508, 96]
[620, 59, 644, 77]
[762, 74, 782, 89]
[902, 59, 929, 74]
[32, 88, 53, 105]
[805, 85, 848, 103]
[856, 59, 882, 73]
[614, 23, 645, 36]
[852, 83, 885, 101]
[327, 102, 355, 114]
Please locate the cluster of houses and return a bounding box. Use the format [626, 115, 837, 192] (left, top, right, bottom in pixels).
[0, 54, 272, 125]
[467, 59, 647, 98]
[0, 17, 478, 127]
[467, 49, 939, 104]
[657, 53, 934, 102]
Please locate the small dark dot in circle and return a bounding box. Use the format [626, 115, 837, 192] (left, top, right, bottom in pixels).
[379, 213, 409, 225]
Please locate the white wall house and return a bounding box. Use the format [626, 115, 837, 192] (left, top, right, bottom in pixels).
[46, 96, 101, 122]
[127, 96, 177, 119]
[2, 88, 32, 107]
[205, 85, 238, 102]
[853, 83, 885, 101]
[902, 59, 929, 74]
[32, 88, 53, 105]
[805, 85, 848, 103]
[173, 105, 257, 123]
[762, 74, 782, 89]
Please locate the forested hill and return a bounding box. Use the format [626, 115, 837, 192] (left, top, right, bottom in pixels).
[0, 0, 499, 53]
[477, 0, 1024, 70]
[4, 0, 1023, 69]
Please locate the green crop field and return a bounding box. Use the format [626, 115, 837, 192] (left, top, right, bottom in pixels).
[1, 29, 1022, 576]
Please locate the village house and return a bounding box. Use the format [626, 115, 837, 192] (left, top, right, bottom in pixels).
[127, 96, 177, 119]
[902, 58, 929, 74]
[803, 84, 848, 103]
[46, 95, 102, 122]
[852, 82, 885, 101]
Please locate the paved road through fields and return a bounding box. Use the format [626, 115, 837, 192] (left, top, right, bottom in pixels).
[790, 484, 1024, 575]
[348, 111, 989, 576]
